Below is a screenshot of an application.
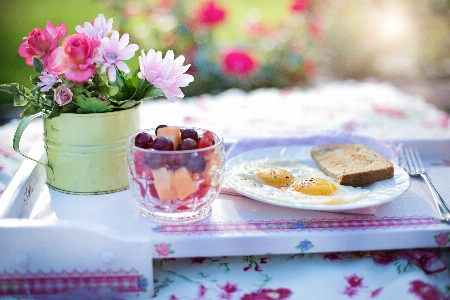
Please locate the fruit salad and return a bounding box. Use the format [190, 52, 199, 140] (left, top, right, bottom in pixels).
[126, 126, 225, 223]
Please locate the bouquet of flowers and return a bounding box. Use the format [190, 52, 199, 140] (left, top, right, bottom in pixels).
[0, 14, 194, 119]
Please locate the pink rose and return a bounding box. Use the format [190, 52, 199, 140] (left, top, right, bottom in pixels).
[435, 233, 449, 246]
[196, 1, 226, 27]
[155, 243, 172, 256]
[54, 84, 73, 106]
[221, 49, 258, 78]
[290, 0, 309, 13]
[18, 21, 67, 67]
[47, 33, 101, 82]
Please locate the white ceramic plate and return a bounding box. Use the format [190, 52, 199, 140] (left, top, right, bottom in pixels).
[224, 146, 410, 211]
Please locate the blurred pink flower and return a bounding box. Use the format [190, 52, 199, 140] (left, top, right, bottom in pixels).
[37, 71, 62, 92]
[435, 232, 449, 246]
[290, 0, 309, 13]
[97, 31, 139, 82]
[47, 33, 101, 82]
[303, 60, 317, 77]
[18, 21, 67, 67]
[222, 49, 258, 78]
[75, 14, 113, 39]
[241, 288, 292, 300]
[138, 49, 194, 102]
[196, 1, 226, 26]
[345, 274, 364, 288]
[54, 84, 73, 106]
[409, 280, 447, 300]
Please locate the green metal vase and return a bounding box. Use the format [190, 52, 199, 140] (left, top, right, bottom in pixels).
[43, 105, 140, 194]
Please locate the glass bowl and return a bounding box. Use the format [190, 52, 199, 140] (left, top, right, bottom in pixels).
[126, 127, 225, 224]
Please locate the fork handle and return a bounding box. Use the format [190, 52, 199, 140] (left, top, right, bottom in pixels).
[420, 173, 450, 221]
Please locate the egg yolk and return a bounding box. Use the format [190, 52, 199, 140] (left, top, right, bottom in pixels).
[292, 177, 337, 195]
[256, 167, 294, 187]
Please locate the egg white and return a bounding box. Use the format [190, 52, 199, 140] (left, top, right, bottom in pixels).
[227, 158, 370, 205]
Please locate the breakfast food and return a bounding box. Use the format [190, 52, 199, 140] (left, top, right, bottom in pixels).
[292, 177, 336, 195]
[226, 158, 370, 205]
[310, 143, 394, 187]
[257, 168, 294, 187]
[131, 125, 220, 202]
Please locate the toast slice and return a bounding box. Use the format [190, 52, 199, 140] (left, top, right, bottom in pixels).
[310, 143, 394, 187]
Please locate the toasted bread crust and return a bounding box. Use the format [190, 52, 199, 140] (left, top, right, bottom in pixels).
[310, 143, 394, 187]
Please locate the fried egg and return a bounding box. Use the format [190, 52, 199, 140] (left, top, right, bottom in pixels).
[227, 158, 370, 205]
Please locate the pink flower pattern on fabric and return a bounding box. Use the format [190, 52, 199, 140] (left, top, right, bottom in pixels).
[409, 280, 449, 300]
[155, 243, 174, 256]
[435, 232, 449, 246]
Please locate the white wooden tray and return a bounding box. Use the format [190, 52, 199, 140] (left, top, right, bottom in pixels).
[1, 140, 449, 260]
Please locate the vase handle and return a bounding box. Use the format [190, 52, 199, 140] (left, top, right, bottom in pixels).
[12, 112, 52, 173]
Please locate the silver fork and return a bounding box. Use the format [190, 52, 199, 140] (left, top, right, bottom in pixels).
[403, 147, 450, 223]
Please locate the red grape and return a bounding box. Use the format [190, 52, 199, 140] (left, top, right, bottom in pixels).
[135, 132, 153, 149]
[177, 138, 198, 150]
[181, 128, 199, 141]
[153, 136, 174, 151]
[185, 154, 206, 173]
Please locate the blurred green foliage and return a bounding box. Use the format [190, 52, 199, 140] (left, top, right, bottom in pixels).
[0, 0, 119, 106]
[2, 0, 450, 110]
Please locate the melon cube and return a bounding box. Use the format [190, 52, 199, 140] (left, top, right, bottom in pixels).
[157, 126, 182, 149]
[152, 167, 178, 202]
[173, 167, 198, 200]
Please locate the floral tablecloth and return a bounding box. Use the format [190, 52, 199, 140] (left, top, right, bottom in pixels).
[1, 80, 450, 299]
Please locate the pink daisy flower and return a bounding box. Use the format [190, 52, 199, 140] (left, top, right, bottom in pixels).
[75, 14, 113, 39]
[37, 71, 62, 92]
[97, 31, 139, 82]
[138, 49, 194, 102]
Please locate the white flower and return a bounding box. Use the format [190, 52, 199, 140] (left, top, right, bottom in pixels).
[96, 31, 139, 82]
[138, 50, 194, 102]
[37, 71, 62, 92]
[75, 14, 113, 39]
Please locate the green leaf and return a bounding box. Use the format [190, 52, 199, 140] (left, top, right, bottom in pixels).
[19, 103, 42, 118]
[13, 94, 28, 106]
[117, 100, 140, 109]
[32, 57, 44, 73]
[47, 101, 63, 119]
[75, 95, 114, 114]
[141, 87, 164, 99]
[31, 76, 40, 85]
[62, 102, 79, 114]
[0, 83, 20, 94]
[107, 85, 119, 97]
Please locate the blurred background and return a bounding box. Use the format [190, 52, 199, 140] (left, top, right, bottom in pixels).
[1, 0, 450, 122]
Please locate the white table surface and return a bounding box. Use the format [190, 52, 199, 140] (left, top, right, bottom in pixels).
[1, 80, 449, 299]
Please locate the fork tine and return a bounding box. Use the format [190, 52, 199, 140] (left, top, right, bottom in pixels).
[404, 147, 450, 221]
[412, 148, 425, 172]
[407, 147, 424, 174]
[404, 147, 415, 174]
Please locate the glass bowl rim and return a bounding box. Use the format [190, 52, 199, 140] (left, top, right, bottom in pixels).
[126, 126, 224, 154]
